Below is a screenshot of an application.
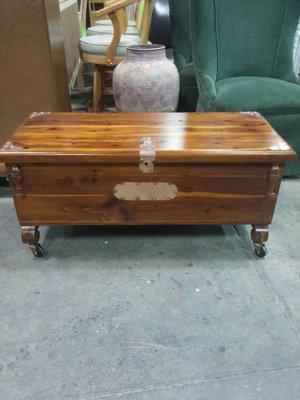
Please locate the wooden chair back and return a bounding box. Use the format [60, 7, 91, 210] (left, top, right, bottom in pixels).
[89, 0, 153, 40]
[90, 0, 128, 32]
[89, 0, 105, 25]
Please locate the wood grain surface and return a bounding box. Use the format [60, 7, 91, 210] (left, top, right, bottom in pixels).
[0, 112, 296, 164]
[13, 194, 275, 226]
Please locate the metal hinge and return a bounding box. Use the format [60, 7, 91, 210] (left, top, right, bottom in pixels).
[139, 137, 156, 173]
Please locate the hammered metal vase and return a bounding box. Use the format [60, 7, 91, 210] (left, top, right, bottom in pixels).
[113, 44, 180, 112]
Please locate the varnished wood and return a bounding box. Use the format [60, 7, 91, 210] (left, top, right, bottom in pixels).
[0, 112, 296, 257]
[14, 194, 275, 226]
[11, 163, 279, 226]
[15, 164, 273, 196]
[0, 112, 296, 164]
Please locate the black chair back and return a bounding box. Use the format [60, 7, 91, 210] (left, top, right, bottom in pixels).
[149, 0, 172, 49]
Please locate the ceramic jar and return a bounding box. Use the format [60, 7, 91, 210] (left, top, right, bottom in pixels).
[113, 44, 180, 112]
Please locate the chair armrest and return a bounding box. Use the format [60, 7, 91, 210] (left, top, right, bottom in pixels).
[103, 0, 142, 66]
[106, 11, 122, 66]
[95, 0, 140, 19]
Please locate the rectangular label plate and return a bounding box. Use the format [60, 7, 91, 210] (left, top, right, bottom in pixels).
[114, 182, 178, 201]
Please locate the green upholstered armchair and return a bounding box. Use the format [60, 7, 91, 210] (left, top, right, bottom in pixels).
[169, 0, 198, 111]
[189, 0, 300, 176]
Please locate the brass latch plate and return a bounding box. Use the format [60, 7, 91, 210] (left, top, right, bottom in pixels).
[114, 182, 178, 201]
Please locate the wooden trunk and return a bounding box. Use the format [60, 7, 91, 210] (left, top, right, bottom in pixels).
[0, 112, 296, 258]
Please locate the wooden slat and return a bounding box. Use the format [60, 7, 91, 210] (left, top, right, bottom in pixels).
[20, 164, 270, 196]
[14, 193, 276, 226]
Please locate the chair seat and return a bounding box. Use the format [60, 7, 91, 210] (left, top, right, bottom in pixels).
[88, 25, 140, 36]
[94, 19, 136, 27]
[79, 34, 141, 56]
[215, 77, 300, 115]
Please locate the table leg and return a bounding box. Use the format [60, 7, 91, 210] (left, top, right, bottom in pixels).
[251, 225, 269, 258]
[21, 226, 46, 258]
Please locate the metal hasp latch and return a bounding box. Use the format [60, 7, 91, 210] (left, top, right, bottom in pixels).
[139, 137, 156, 173]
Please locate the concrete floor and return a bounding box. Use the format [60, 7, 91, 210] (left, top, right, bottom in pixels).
[0, 180, 299, 400]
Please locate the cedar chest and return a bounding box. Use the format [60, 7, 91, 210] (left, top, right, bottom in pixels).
[0, 112, 296, 258]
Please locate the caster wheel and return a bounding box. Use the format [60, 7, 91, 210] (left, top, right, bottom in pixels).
[254, 243, 268, 258]
[30, 243, 47, 258]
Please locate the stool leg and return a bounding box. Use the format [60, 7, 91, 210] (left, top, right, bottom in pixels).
[93, 66, 103, 112]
